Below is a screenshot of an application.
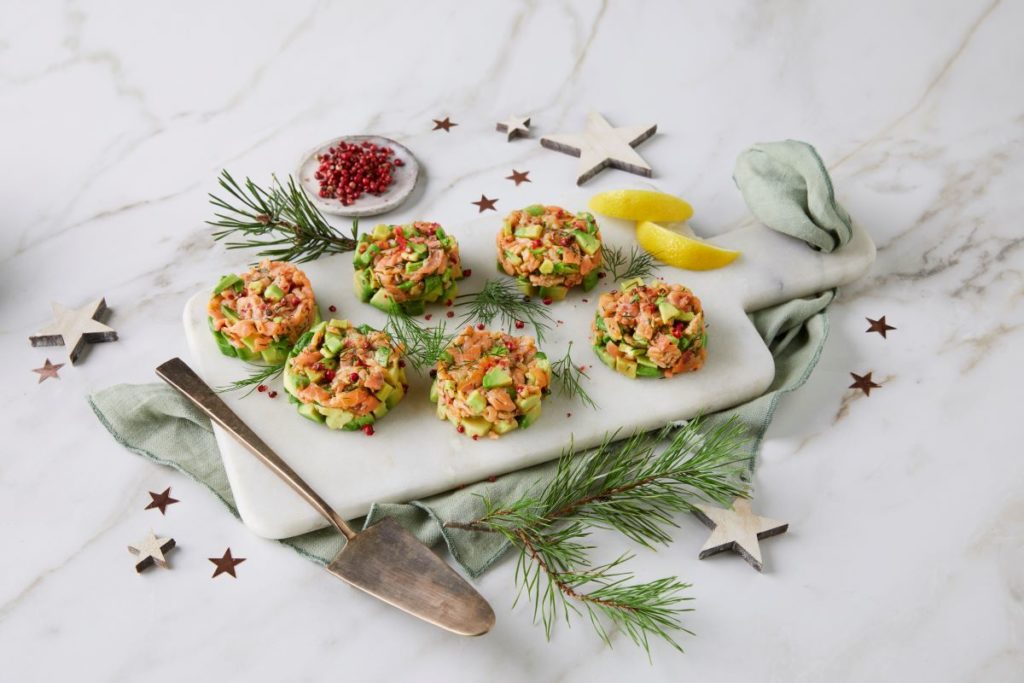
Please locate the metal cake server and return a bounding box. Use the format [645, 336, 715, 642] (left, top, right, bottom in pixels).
[156, 357, 495, 636]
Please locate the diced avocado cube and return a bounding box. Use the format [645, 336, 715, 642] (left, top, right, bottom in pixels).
[593, 345, 615, 369]
[386, 364, 403, 386]
[518, 405, 542, 429]
[353, 269, 373, 302]
[343, 414, 375, 431]
[552, 262, 579, 275]
[305, 367, 325, 384]
[297, 403, 326, 423]
[261, 344, 289, 365]
[265, 283, 285, 301]
[328, 319, 348, 330]
[460, 417, 492, 438]
[635, 354, 657, 368]
[525, 204, 545, 217]
[372, 402, 389, 419]
[401, 298, 426, 315]
[482, 367, 513, 389]
[321, 409, 354, 430]
[385, 383, 405, 409]
[247, 279, 266, 295]
[423, 275, 443, 300]
[220, 302, 239, 322]
[465, 389, 487, 416]
[323, 333, 344, 355]
[619, 277, 644, 292]
[213, 273, 243, 294]
[503, 250, 523, 266]
[515, 394, 541, 413]
[538, 285, 568, 301]
[397, 279, 417, 292]
[658, 300, 681, 322]
[374, 346, 391, 366]
[371, 223, 391, 240]
[514, 224, 542, 239]
[635, 364, 662, 378]
[374, 383, 394, 403]
[369, 288, 396, 313]
[210, 329, 238, 358]
[429, 379, 438, 403]
[615, 357, 638, 379]
[678, 311, 695, 322]
[539, 259, 554, 275]
[401, 224, 418, 238]
[515, 278, 536, 297]
[533, 353, 552, 374]
[493, 419, 519, 435]
[240, 335, 259, 352]
[405, 260, 424, 274]
[572, 230, 601, 255]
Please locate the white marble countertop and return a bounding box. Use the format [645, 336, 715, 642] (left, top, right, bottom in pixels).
[2, 1, 1021, 680]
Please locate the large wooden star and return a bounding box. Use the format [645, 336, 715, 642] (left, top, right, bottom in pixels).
[496, 115, 531, 141]
[849, 371, 881, 396]
[693, 498, 788, 572]
[865, 316, 896, 338]
[128, 531, 176, 573]
[540, 112, 657, 185]
[32, 358, 64, 383]
[145, 487, 180, 515]
[30, 298, 117, 364]
[209, 548, 246, 578]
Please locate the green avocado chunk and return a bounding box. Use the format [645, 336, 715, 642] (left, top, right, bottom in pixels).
[658, 300, 681, 322]
[482, 367, 513, 389]
[465, 389, 487, 415]
[514, 224, 542, 239]
[572, 230, 601, 255]
[460, 416, 492, 438]
[213, 273, 243, 294]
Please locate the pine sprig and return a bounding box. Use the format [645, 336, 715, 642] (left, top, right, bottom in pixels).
[455, 278, 553, 343]
[446, 417, 750, 654]
[602, 244, 657, 282]
[208, 170, 359, 263]
[384, 307, 452, 372]
[216, 361, 285, 396]
[550, 342, 597, 409]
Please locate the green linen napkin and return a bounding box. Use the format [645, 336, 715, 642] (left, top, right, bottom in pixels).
[734, 140, 853, 252]
[89, 140, 851, 578]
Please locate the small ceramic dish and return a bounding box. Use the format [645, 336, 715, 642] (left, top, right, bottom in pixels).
[296, 135, 420, 217]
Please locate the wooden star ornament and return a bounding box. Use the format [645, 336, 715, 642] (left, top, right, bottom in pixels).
[849, 371, 881, 396]
[693, 498, 788, 572]
[432, 117, 457, 132]
[32, 358, 64, 383]
[472, 195, 498, 212]
[128, 531, 176, 573]
[209, 548, 246, 578]
[540, 112, 657, 185]
[30, 298, 117, 364]
[496, 115, 531, 141]
[145, 487, 179, 515]
[866, 316, 896, 338]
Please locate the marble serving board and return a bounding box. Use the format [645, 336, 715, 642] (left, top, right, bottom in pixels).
[183, 199, 875, 539]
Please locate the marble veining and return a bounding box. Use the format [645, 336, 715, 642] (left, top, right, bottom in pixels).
[1, 0, 1021, 680]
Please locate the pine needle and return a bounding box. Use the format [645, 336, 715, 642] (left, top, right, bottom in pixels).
[446, 417, 751, 655]
[208, 170, 359, 263]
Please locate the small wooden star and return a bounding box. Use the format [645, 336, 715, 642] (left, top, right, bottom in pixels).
[209, 548, 246, 578]
[30, 298, 117, 364]
[496, 115, 531, 141]
[472, 195, 498, 212]
[865, 316, 896, 338]
[540, 112, 657, 185]
[432, 117, 457, 132]
[506, 169, 531, 186]
[128, 531, 176, 573]
[849, 371, 881, 396]
[32, 358, 64, 383]
[693, 498, 788, 572]
[145, 487, 179, 515]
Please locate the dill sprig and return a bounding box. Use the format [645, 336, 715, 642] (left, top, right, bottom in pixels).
[208, 170, 359, 263]
[602, 244, 657, 282]
[446, 417, 750, 655]
[455, 279, 553, 343]
[550, 342, 597, 409]
[384, 307, 452, 372]
[216, 361, 286, 396]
